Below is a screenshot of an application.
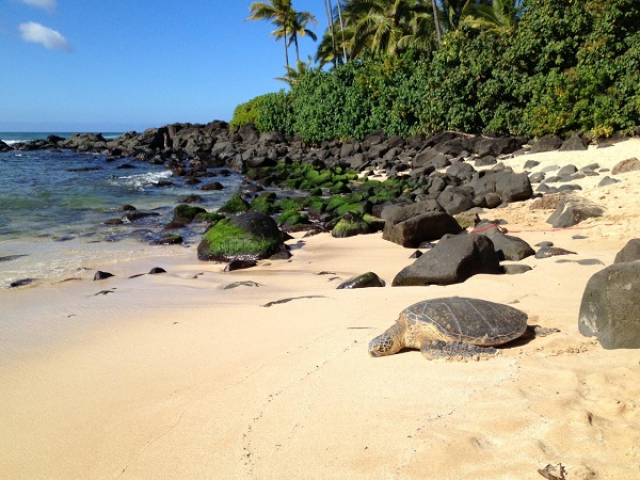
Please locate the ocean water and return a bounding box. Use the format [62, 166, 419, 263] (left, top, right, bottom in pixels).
[0, 133, 242, 288]
[1, 131, 123, 145]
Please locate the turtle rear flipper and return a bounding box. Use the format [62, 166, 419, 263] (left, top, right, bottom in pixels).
[420, 339, 498, 361]
[524, 325, 561, 338]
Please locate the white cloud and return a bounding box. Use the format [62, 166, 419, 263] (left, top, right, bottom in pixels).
[19, 22, 72, 51]
[19, 0, 57, 11]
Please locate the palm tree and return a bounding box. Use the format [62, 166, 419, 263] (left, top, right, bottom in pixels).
[323, 0, 339, 66]
[432, 0, 442, 44]
[341, 0, 434, 59]
[288, 10, 318, 63]
[335, 0, 348, 60]
[462, 0, 524, 34]
[275, 56, 314, 86]
[247, 0, 294, 68]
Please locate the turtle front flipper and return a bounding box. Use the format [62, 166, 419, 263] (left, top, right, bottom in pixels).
[420, 339, 498, 361]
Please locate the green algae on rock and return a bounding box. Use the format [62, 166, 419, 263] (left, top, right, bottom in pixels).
[197, 211, 285, 261]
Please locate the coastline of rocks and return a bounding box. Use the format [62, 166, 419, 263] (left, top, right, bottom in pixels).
[5, 122, 640, 349]
[6, 123, 640, 258]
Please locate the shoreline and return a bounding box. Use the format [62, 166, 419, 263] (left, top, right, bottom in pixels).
[1, 139, 640, 478]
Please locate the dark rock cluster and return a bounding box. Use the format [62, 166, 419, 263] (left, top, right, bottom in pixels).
[7, 123, 632, 280]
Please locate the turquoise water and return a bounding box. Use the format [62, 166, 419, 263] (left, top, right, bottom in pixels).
[0, 135, 242, 287]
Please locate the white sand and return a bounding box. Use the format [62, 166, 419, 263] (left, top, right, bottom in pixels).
[1, 139, 640, 479]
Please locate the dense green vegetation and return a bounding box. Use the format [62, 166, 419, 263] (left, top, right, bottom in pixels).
[236, 0, 640, 142]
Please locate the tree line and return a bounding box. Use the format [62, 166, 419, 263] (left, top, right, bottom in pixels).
[239, 0, 640, 142]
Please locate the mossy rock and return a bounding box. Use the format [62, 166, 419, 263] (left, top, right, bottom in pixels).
[277, 209, 309, 226]
[197, 211, 285, 261]
[326, 195, 349, 212]
[369, 189, 402, 205]
[310, 171, 333, 186]
[275, 197, 302, 212]
[194, 212, 226, 224]
[331, 215, 372, 238]
[173, 204, 207, 222]
[304, 196, 327, 215]
[335, 202, 369, 217]
[218, 193, 250, 214]
[363, 213, 386, 232]
[305, 169, 321, 181]
[332, 174, 349, 183]
[249, 194, 276, 215]
[285, 178, 303, 189]
[330, 182, 352, 194]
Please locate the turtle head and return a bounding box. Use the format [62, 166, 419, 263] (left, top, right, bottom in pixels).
[368, 324, 403, 357]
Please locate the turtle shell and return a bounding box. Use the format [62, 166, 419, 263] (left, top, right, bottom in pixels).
[400, 296, 528, 347]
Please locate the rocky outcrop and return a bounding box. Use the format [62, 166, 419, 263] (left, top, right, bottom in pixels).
[381, 202, 462, 248]
[468, 171, 533, 204]
[197, 211, 286, 262]
[559, 132, 590, 151]
[545, 195, 605, 228]
[578, 261, 640, 349]
[471, 223, 535, 261]
[614, 239, 640, 263]
[611, 157, 640, 175]
[392, 234, 502, 286]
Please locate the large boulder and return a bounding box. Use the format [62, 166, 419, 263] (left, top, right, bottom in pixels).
[412, 148, 450, 170]
[529, 135, 563, 153]
[380, 200, 442, 224]
[392, 234, 502, 286]
[614, 239, 640, 263]
[546, 195, 605, 228]
[197, 211, 286, 262]
[474, 137, 522, 157]
[472, 224, 535, 261]
[611, 157, 640, 175]
[578, 261, 640, 349]
[559, 132, 589, 151]
[468, 171, 533, 204]
[381, 201, 462, 248]
[437, 186, 476, 215]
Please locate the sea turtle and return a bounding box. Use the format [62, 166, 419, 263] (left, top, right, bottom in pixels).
[368, 296, 559, 360]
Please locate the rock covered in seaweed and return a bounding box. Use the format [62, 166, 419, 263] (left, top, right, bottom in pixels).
[197, 211, 286, 262]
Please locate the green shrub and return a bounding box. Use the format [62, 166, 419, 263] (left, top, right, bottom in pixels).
[229, 95, 265, 129]
[255, 91, 295, 135]
[235, 0, 640, 140]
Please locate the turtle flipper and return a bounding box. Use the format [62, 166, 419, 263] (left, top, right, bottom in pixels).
[525, 325, 561, 338]
[420, 339, 498, 361]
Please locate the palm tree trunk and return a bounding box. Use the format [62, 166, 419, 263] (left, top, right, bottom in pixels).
[432, 0, 442, 44]
[324, 0, 337, 67]
[283, 3, 290, 68]
[336, 0, 348, 61]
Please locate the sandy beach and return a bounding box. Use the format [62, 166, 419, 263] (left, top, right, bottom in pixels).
[2, 140, 640, 479]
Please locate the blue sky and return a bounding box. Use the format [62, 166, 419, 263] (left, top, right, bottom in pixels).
[0, 0, 327, 132]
